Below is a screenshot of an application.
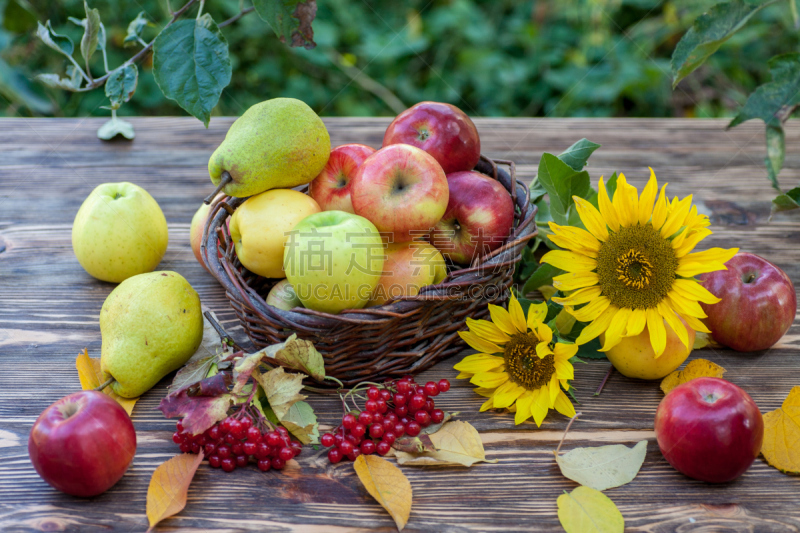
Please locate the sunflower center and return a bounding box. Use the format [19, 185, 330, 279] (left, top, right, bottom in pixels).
[504, 333, 555, 390]
[596, 224, 678, 310]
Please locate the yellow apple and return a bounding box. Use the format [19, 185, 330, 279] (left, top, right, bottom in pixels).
[229, 189, 320, 279]
[368, 241, 447, 306]
[602, 315, 695, 380]
[72, 182, 168, 283]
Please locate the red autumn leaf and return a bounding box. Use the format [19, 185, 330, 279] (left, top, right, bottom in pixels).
[159, 389, 232, 436]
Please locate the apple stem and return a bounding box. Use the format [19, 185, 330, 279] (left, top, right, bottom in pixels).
[594, 365, 614, 396]
[554, 412, 582, 457]
[94, 377, 115, 392]
[204, 171, 232, 204]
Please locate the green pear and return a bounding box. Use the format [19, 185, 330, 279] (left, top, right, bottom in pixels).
[72, 182, 168, 283]
[100, 271, 203, 398]
[208, 98, 331, 198]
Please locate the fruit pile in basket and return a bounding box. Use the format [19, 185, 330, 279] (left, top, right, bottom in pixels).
[191, 98, 516, 314]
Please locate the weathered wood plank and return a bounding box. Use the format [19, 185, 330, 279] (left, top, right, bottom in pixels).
[1, 118, 799, 532]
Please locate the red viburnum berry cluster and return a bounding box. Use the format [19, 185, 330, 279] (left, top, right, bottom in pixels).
[172, 414, 302, 473]
[321, 377, 451, 463]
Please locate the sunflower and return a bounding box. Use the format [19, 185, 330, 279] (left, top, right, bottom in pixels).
[454, 293, 577, 426]
[540, 169, 737, 356]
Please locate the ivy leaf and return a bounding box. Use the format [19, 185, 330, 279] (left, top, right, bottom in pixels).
[253, 0, 317, 49]
[105, 64, 137, 109]
[660, 359, 726, 395]
[146, 452, 203, 532]
[537, 153, 592, 226]
[761, 386, 800, 474]
[75, 348, 138, 416]
[79, 1, 100, 66]
[123, 11, 152, 47]
[280, 400, 319, 444]
[97, 116, 135, 140]
[158, 389, 232, 436]
[152, 14, 231, 127]
[558, 138, 601, 171]
[555, 440, 647, 491]
[353, 455, 412, 531]
[271, 335, 325, 381]
[671, 0, 769, 88]
[557, 486, 624, 533]
[37, 20, 74, 57]
[772, 186, 800, 217]
[253, 366, 306, 420]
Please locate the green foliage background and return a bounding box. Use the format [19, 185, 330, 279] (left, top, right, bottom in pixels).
[1, 0, 798, 119]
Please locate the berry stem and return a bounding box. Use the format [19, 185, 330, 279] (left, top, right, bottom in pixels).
[554, 412, 582, 457]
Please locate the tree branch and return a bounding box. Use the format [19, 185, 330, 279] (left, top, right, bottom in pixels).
[219, 6, 255, 28]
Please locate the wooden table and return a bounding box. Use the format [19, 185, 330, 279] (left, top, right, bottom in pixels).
[1, 117, 799, 532]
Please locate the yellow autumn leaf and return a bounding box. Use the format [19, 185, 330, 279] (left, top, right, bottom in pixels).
[660, 358, 726, 395]
[557, 486, 624, 533]
[76, 349, 138, 416]
[395, 421, 495, 467]
[146, 452, 204, 531]
[761, 386, 800, 474]
[353, 455, 412, 531]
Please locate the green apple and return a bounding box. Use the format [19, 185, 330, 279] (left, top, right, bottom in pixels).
[72, 182, 168, 283]
[283, 211, 384, 314]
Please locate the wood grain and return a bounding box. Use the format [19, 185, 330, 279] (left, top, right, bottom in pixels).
[1, 118, 799, 532]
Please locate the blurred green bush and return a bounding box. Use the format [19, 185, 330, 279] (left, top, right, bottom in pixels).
[1, 0, 797, 118]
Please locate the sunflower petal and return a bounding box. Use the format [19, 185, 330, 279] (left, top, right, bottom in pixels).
[681, 312, 711, 333]
[456, 371, 473, 379]
[554, 342, 579, 360]
[470, 371, 509, 388]
[493, 381, 526, 409]
[538, 323, 553, 344]
[599, 307, 632, 352]
[554, 358, 574, 380]
[573, 196, 609, 242]
[674, 228, 712, 257]
[667, 290, 707, 318]
[530, 387, 550, 427]
[575, 304, 618, 345]
[638, 168, 658, 225]
[459, 330, 503, 354]
[646, 308, 667, 357]
[479, 396, 495, 412]
[548, 224, 601, 256]
[553, 271, 600, 292]
[658, 301, 690, 350]
[554, 390, 576, 418]
[612, 175, 637, 227]
[549, 376, 560, 406]
[453, 354, 505, 373]
[660, 195, 693, 238]
[626, 308, 647, 337]
[488, 303, 516, 335]
[552, 286, 602, 307]
[680, 247, 739, 268]
[565, 296, 610, 322]
[672, 279, 721, 304]
[526, 301, 548, 330]
[507, 294, 527, 333]
[536, 342, 553, 359]
[549, 233, 599, 258]
[514, 391, 535, 425]
[650, 183, 669, 231]
[540, 250, 597, 273]
[598, 176, 620, 232]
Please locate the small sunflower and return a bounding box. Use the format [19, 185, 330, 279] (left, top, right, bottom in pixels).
[454, 293, 577, 426]
[540, 169, 737, 356]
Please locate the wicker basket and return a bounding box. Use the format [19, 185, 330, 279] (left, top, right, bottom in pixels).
[201, 156, 537, 387]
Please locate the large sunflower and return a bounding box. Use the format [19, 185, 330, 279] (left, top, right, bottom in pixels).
[454, 293, 577, 426]
[541, 169, 737, 356]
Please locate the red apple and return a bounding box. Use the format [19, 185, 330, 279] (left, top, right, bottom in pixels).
[655, 377, 763, 483]
[308, 144, 376, 213]
[383, 101, 480, 174]
[429, 171, 514, 265]
[350, 144, 449, 243]
[28, 391, 136, 497]
[699, 252, 796, 351]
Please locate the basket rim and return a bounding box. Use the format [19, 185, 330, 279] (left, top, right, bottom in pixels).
[201, 155, 537, 325]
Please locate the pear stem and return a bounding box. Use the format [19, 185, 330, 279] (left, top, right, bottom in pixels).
[94, 377, 115, 392]
[204, 171, 232, 204]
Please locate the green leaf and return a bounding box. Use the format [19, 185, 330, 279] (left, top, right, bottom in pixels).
[253, 0, 317, 49]
[575, 338, 606, 359]
[152, 14, 231, 127]
[764, 125, 785, 189]
[522, 262, 563, 294]
[0, 58, 52, 113]
[671, 0, 770, 88]
[791, 0, 800, 28]
[105, 64, 137, 109]
[557, 486, 624, 533]
[37, 20, 74, 57]
[35, 72, 81, 91]
[97, 117, 135, 140]
[123, 11, 151, 47]
[556, 440, 647, 491]
[771, 186, 800, 216]
[2, 0, 37, 33]
[80, 1, 100, 65]
[558, 138, 601, 171]
[280, 400, 319, 444]
[254, 387, 281, 425]
[604, 172, 619, 197]
[537, 153, 592, 226]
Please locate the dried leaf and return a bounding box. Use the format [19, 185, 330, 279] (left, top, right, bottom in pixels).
[159, 390, 232, 436]
[233, 350, 267, 394]
[190, 310, 228, 362]
[693, 331, 722, 350]
[146, 452, 203, 532]
[280, 400, 319, 444]
[75, 349, 138, 416]
[660, 359, 726, 395]
[354, 455, 412, 531]
[555, 441, 647, 491]
[392, 434, 435, 454]
[557, 486, 624, 533]
[187, 373, 231, 397]
[394, 421, 495, 467]
[168, 356, 216, 394]
[272, 335, 325, 381]
[761, 386, 800, 474]
[420, 411, 457, 435]
[253, 366, 306, 420]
